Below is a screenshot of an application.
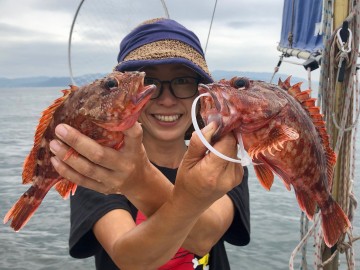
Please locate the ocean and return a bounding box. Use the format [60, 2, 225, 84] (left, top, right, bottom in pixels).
[0, 87, 359, 270]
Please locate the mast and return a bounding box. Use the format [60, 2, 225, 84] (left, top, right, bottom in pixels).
[277, 1, 358, 268]
[329, 0, 349, 208]
[321, 1, 352, 269]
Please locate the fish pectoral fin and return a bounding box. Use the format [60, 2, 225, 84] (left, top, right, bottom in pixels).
[95, 138, 124, 150]
[268, 125, 299, 146]
[248, 125, 299, 158]
[254, 163, 274, 191]
[54, 178, 77, 199]
[63, 148, 79, 160]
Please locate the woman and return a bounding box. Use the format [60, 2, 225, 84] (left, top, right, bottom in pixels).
[50, 18, 250, 269]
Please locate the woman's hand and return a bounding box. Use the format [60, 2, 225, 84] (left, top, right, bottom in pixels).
[49, 122, 151, 195]
[173, 122, 244, 212]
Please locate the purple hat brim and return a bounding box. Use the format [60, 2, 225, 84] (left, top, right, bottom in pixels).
[115, 58, 213, 84]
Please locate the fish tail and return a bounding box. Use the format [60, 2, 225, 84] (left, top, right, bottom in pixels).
[321, 199, 351, 247]
[4, 183, 53, 231]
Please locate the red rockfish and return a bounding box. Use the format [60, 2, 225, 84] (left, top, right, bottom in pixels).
[198, 77, 351, 247]
[4, 71, 155, 231]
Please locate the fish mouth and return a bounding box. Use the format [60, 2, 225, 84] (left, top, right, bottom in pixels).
[198, 84, 226, 141]
[199, 84, 222, 111]
[132, 84, 156, 106]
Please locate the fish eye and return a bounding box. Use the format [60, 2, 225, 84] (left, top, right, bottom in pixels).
[234, 78, 248, 88]
[104, 78, 119, 90]
[231, 77, 249, 90]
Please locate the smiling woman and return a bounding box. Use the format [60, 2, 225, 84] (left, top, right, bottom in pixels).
[1, 1, 360, 270]
[46, 17, 251, 270]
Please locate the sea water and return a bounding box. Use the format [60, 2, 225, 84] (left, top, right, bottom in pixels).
[0, 87, 359, 270]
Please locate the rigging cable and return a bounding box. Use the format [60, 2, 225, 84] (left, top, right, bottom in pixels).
[68, 0, 170, 86]
[160, 0, 170, 19]
[68, 0, 86, 85]
[269, 53, 284, 83]
[204, 0, 218, 54]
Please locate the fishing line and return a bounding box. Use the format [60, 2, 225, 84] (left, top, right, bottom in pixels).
[204, 0, 218, 54]
[68, 0, 170, 86]
[191, 94, 252, 166]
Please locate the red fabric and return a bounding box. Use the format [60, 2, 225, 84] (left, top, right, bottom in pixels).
[136, 211, 194, 269]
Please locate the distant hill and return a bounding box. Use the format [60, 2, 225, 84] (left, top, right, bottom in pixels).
[0, 71, 308, 88]
[211, 70, 306, 84]
[0, 76, 72, 88]
[0, 73, 103, 88]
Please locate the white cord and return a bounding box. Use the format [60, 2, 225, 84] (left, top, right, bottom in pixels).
[191, 94, 252, 166]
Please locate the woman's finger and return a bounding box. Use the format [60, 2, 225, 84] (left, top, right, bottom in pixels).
[184, 122, 216, 165]
[121, 122, 144, 153]
[53, 124, 124, 170]
[206, 133, 239, 167]
[49, 139, 114, 185]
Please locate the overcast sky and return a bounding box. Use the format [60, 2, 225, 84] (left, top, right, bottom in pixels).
[0, 0, 312, 80]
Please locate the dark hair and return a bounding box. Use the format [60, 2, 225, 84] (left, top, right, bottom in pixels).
[184, 107, 205, 140]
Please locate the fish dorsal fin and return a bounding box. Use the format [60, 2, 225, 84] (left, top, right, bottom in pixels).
[22, 87, 77, 184]
[278, 76, 292, 89]
[278, 78, 336, 191]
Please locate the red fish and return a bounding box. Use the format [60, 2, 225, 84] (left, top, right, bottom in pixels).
[198, 77, 351, 247]
[4, 71, 155, 231]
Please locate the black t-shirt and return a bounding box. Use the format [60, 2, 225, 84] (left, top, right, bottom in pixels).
[69, 165, 250, 269]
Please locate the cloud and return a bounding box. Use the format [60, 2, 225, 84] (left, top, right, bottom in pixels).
[0, 0, 309, 80]
[0, 23, 36, 42]
[30, 0, 81, 12]
[0, 41, 69, 79]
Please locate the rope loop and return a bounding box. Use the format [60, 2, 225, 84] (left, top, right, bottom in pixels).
[338, 241, 351, 254]
[336, 28, 353, 53]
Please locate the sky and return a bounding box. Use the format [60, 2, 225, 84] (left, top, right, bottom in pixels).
[0, 0, 314, 81]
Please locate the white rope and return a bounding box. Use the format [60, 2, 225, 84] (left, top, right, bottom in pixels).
[331, 72, 360, 132]
[330, 27, 357, 154]
[191, 94, 252, 166]
[314, 225, 324, 269]
[289, 213, 320, 270]
[300, 212, 309, 270]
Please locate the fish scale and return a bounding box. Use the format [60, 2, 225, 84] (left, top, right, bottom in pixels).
[4, 71, 155, 231]
[198, 76, 351, 248]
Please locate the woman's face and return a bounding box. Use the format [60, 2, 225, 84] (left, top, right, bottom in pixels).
[139, 63, 198, 143]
